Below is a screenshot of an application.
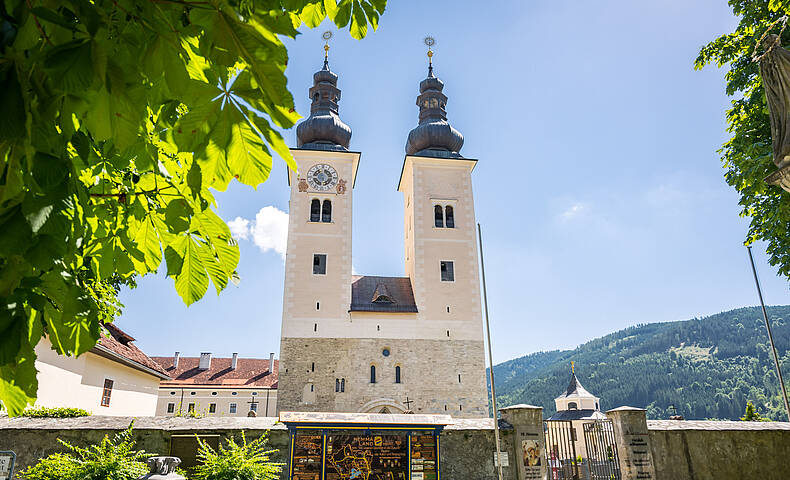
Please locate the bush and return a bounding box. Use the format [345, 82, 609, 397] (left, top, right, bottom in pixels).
[17, 423, 149, 480]
[21, 407, 90, 418]
[193, 431, 282, 480]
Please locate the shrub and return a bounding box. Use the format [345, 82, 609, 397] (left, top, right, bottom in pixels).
[17, 423, 149, 480]
[21, 407, 90, 418]
[193, 431, 282, 480]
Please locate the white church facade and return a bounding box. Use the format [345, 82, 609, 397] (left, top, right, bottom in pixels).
[277, 50, 489, 418]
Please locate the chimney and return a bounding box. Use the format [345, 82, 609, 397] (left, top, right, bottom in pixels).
[173, 352, 180, 369]
[231, 353, 238, 370]
[269, 352, 275, 372]
[199, 352, 212, 370]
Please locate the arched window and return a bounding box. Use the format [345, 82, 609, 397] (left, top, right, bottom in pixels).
[322, 200, 332, 223]
[341, 378, 345, 392]
[445, 206, 455, 228]
[310, 199, 320, 222]
[434, 205, 443, 228]
[395, 366, 401, 384]
[335, 379, 340, 392]
[568, 402, 578, 410]
[370, 365, 376, 384]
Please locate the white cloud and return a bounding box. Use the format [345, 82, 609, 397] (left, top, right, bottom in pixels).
[559, 202, 587, 221]
[227, 217, 251, 240]
[230, 206, 289, 259]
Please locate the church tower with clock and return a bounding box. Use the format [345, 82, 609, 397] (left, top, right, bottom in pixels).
[278, 47, 489, 418]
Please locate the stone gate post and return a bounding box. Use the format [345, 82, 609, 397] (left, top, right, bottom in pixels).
[607, 406, 657, 480]
[499, 404, 545, 480]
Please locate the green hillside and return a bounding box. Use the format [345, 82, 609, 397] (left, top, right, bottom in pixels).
[490, 306, 790, 421]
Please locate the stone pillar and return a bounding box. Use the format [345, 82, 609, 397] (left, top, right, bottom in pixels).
[607, 406, 657, 480]
[500, 404, 545, 480]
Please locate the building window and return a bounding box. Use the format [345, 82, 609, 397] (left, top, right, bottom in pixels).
[311, 362, 315, 372]
[395, 366, 401, 384]
[341, 378, 345, 392]
[310, 199, 320, 222]
[458, 374, 462, 383]
[322, 200, 332, 222]
[313, 254, 327, 275]
[209, 403, 216, 413]
[250, 403, 258, 412]
[336, 378, 340, 392]
[212, 392, 217, 396]
[434, 205, 444, 227]
[445, 206, 455, 228]
[370, 365, 376, 384]
[440, 261, 454, 282]
[100, 379, 113, 407]
[188, 403, 195, 413]
[190, 392, 196, 395]
[167, 403, 175, 414]
[229, 403, 237, 414]
[170, 391, 176, 395]
[568, 402, 578, 410]
[232, 391, 237, 396]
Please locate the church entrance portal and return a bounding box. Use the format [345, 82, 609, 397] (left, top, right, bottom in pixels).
[281, 411, 450, 480]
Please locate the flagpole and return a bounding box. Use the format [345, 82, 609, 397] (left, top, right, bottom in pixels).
[478, 223, 504, 480]
[747, 245, 790, 421]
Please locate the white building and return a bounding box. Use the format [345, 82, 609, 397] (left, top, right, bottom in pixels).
[152, 353, 277, 417]
[277, 50, 489, 417]
[547, 366, 607, 459]
[34, 324, 169, 416]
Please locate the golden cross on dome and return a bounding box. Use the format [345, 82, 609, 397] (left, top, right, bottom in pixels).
[322, 31, 333, 67]
[424, 36, 435, 75]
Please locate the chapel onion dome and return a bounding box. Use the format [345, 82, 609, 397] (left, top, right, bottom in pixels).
[296, 57, 352, 151]
[405, 62, 464, 157]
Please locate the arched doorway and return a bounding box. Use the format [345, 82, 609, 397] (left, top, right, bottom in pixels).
[359, 398, 407, 414]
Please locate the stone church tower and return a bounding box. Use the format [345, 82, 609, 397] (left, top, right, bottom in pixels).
[278, 51, 488, 417]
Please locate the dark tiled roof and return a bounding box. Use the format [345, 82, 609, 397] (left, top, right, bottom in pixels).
[152, 356, 278, 389]
[556, 372, 595, 399]
[547, 409, 607, 421]
[93, 324, 170, 379]
[350, 276, 418, 313]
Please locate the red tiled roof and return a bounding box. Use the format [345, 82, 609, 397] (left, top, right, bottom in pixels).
[151, 356, 278, 388]
[93, 324, 171, 379]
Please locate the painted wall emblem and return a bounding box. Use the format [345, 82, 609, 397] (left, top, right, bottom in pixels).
[336, 179, 347, 194]
[298, 178, 309, 192]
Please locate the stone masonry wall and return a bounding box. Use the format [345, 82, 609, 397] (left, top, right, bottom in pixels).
[278, 337, 489, 417]
[647, 420, 790, 480]
[0, 416, 514, 480]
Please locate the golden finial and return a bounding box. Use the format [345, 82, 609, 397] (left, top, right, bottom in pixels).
[424, 36, 435, 75]
[322, 31, 333, 66]
[571, 361, 575, 374]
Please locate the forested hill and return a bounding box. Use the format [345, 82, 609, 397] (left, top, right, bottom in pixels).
[490, 306, 790, 421]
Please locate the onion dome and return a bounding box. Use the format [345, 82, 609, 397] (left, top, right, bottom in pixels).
[405, 59, 464, 157]
[296, 53, 352, 151]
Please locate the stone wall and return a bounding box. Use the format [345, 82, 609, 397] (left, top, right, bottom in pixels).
[648, 419, 790, 480]
[0, 416, 514, 480]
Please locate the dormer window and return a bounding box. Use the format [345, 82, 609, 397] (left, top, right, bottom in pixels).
[568, 402, 578, 410]
[372, 284, 394, 303]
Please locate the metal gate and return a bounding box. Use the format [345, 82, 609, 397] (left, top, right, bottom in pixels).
[583, 420, 621, 480]
[544, 420, 580, 480]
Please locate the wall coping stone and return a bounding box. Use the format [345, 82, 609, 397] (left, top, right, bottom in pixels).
[647, 420, 790, 431]
[0, 416, 287, 431]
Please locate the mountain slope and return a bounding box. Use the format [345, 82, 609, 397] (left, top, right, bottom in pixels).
[490, 306, 790, 420]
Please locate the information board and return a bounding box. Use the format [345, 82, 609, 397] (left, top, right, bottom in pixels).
[292, 434, 323, 480]
[0, 451, 16, 480]
[325, 434, 408, 480]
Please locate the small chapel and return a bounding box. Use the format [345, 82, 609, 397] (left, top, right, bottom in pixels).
[276, 43, 489, 418]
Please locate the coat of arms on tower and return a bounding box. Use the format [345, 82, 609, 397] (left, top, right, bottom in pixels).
[336, 179, 347, 194]
[298, 177, 309, 192]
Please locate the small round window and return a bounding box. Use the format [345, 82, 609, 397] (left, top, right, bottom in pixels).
[382, 349, 390, 357]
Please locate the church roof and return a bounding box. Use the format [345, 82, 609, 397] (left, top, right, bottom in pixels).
[350, 276, 418, 313]
[555, 372, 596, 400]
[547, 409, 608, 421]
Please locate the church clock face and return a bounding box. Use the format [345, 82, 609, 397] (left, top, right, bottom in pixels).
[306, 164, 338, 191]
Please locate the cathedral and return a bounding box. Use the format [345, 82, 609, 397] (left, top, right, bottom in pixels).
[277, 46, 489, 418]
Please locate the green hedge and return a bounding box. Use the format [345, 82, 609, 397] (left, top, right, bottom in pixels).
[22, 407, 91, 418]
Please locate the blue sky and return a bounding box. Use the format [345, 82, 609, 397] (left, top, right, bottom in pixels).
[118, 0, 790, 364]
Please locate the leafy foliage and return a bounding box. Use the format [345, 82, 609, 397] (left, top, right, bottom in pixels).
[695, 1, 790, 280]
[17, 423, 148, 480]
[0, 0, 385, 416]
[21, 406, 90, 417]
[741, 399, 770, 421]
[492, 306, 790, 421]
[193, 431, 282, 480]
